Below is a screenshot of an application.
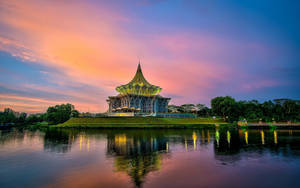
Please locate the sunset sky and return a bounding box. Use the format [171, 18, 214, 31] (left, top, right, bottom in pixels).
[0, 0, 299, 113]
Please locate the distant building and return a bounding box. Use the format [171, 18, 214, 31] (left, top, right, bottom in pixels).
[107, 63, 170, 115]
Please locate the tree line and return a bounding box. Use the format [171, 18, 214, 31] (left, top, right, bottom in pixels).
[168, 97, 300, 122]
[1, 97, 299, 125]
[0, 103, 79, 126]
[211, 97, 300, 122]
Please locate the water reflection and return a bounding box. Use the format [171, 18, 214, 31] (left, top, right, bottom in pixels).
[2, 128, 300, 158]
[261, 131, 265, 145]
[44, 130, 73, 153]
[0, 128, 300, 188]
[106, 132, 168, 187]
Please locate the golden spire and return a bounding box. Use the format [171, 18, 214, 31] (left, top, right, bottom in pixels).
[116, 63, 162, 96]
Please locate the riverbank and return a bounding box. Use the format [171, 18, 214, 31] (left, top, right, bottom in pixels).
[238, 122, 300, 128]
[0, 121, 49, 130]
[54, 117, 228, 128]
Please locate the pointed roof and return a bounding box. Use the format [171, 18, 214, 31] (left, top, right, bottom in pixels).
[128, 63, 151, 87]
[116, 63, 162, 96]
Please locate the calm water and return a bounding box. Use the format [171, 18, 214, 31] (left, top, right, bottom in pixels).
[0, 128, 300, 188]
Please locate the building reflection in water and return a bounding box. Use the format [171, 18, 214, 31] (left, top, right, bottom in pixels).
[106, 132, 168, 188]
[105, 129, 216, 187]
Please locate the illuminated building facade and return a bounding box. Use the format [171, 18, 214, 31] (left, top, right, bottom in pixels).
[107, 63, 170, 114]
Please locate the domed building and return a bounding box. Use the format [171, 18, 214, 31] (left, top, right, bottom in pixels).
[107, 63, 170, 115]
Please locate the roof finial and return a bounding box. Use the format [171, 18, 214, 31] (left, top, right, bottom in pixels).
[137, 61, 141, 73]
[137, 56, 141, 72]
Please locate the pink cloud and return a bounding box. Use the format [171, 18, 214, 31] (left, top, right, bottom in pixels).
[0, 0, 279, 113]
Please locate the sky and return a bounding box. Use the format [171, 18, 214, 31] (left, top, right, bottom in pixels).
[0, 0, 299, 113]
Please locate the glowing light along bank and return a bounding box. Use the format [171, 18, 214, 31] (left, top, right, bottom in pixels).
[107, 63, 171, 116]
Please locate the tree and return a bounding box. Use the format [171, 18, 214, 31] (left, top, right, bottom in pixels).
[273, 103, 284, 121]
[261, 100, 275, 121]
[26, 114, 41, 124]
[71, 110, 79, 118]
[0, 108, 17, 124]
[211, 96, 238, 121]
[168, 105, 180, 113]
[180, 104, 197, 113]
[196, 104, 206, 111]
[46, 103, 77, 125]
[17, 112, 27, 124]
[243, 100, 263, 121]
[196, 104, 211, 117]
[282, 100, 298, 121]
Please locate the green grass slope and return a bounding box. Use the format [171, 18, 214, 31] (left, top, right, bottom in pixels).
[55, 117, 227, 128]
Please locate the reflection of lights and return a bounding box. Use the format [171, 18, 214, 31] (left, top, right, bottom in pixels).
[227, 131, 231, 145]
[215, 130, 220, 147]
[166, 142, 169, 153]
[274, 130, 277, 144]
[138, 169, 143, 176]
[289, 130, 293, 136]
[115, 134, 127, 146]
[193, 131, 197, 151]
[80, 135, 84, 151]
[245, 131, 248, 145]
[261, 131, 265, 145]
[207, 130, 210, 144]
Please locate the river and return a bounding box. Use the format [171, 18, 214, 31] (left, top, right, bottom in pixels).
[0, 128, 300, 188]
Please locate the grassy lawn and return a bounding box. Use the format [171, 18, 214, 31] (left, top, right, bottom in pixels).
[55, 117, 228, 128]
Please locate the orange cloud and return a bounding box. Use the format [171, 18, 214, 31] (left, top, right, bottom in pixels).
[0, 0, 243, 112]
[0, 93, 102, 113]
